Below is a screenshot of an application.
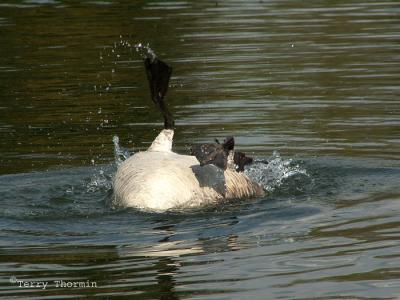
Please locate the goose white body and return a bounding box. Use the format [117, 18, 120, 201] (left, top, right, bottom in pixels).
[113, 130, 264, 211]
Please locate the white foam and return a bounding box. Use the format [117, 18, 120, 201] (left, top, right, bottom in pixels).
[245, 151, 310, 193]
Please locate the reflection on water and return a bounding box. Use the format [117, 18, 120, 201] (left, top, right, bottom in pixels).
[1, 0, 400, 299]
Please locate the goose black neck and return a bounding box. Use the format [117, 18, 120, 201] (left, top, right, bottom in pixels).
[144, 57, 174, 129]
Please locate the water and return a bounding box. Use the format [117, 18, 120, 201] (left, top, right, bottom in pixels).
[1, 0, 400, 299]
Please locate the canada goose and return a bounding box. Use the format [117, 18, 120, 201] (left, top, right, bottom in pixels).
[113, 55, 265, 211]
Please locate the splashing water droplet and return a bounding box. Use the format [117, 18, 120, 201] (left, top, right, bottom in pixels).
[245, 151, 311, 195]
[113, 135, 132, 166]
[134, 42, 156, 61]
[86, 166, 113, 193]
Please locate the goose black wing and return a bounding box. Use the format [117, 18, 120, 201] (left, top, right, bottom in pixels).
[234, 151, 253, 172]
[190, 137, 235, 170]
[191, 143, 227, 170]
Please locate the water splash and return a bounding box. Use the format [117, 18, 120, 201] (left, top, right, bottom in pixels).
[84, 135, 133, 194]
[96, 39, 157, 96]
[113, 135, 132, 166]
[86, 167, 113, 193]
[245, 151, 312, 195]
[134, 42, 156, 61]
